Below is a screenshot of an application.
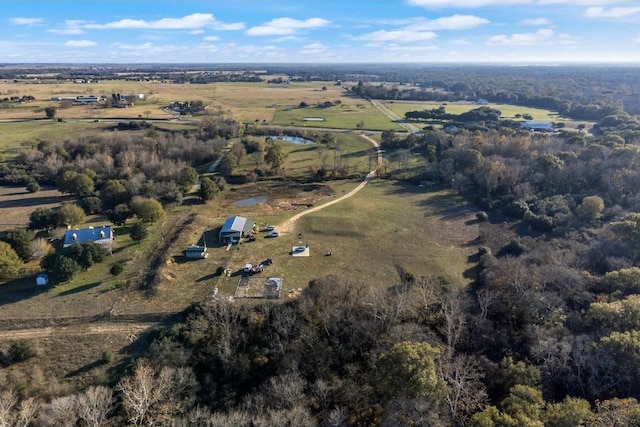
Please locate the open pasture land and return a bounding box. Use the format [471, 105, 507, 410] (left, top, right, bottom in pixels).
[383, 100, 563, 122]
[0, 79, 360, 124]
[201, 179, 480, 295]
[271, 103, 404, 131]
[238, 132, 375, 177]
[0, 185, 69, 232]
[0, 121, 111, 157]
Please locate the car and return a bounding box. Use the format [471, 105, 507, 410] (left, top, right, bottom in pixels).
[264, 225, 275, 231]
[267, 231, 280, 238]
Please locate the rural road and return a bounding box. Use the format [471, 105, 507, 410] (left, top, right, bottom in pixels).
[278, 133, 383, 234]
[369, 99, 421, 134]
[0, 321, 159, 341]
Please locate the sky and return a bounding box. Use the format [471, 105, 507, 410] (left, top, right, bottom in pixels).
[3, 0, 640, 64]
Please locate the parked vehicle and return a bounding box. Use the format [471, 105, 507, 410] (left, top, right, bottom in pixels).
[264, 225, 275, 231]
[267, 231, 280, 238]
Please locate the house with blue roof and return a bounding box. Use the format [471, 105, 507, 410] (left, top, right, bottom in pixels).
[63, 225, 114, 251]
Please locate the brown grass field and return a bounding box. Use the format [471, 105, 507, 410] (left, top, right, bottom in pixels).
[0, 79, 363, 125]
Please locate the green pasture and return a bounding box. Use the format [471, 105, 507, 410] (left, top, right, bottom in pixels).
[383, 101, 564, 122]
[237, 132, 375, 178]
[210, 179, 478, 292]
[0, 120, 109, 156]
[271, 104, 404, 131]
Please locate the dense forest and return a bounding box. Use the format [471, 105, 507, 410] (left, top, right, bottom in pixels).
[3, 64, 640, 425]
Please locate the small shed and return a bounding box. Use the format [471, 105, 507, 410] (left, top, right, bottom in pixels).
[184, 245, 208, 259]
[36, 273, 49, 286]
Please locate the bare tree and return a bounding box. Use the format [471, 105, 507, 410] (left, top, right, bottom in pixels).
[76, 386, 113, 427]
[15, 397, 40, 427]
[117, 361, 169, 426]
[440, 355, 488, 424]
[0, 389, 17, 427]
[117, 360, 197, 426]
[441, 288, 469, 358]
[38, 395, 79, 427]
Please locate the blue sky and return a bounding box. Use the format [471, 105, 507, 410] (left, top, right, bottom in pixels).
[3, 0, 640, 64]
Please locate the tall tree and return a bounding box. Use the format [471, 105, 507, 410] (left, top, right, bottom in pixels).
[264, 143, 288, 172]
[57, 204, 86, 228]
[130, 196, 165, 224]
[198, 177, 219, 202]
[0, 242, 21, 279]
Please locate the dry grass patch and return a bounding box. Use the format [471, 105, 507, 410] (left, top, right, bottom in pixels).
[0, 185, 70, 232]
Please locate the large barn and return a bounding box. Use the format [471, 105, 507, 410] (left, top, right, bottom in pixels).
[219, 216, 256, 243]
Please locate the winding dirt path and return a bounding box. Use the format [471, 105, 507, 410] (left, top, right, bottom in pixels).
[278, 133, 383, 234]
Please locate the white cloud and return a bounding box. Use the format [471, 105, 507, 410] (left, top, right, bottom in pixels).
[406, 15, 490, 30]
[111, 42, 155, 50]
[84, 13, 244, 31]
[274, 36, 305, 42]
[488, 28, 556, 45]
[65, 40, 97, 47]
[356, 30, 438, 43]
[203, 35, 220, 42]
[10, 17, 44, 26]
[48, 20, 88, 35]
[246, 17, 330, 36]
[520, 18, 551, 25]
[584, 6, 640, 18]
[301, 42, 329, 55]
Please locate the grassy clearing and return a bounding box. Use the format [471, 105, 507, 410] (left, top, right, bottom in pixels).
[199, 179, 479, 296]
[0, 185, 70, 232]
[272, 104, 403, 131]
[383, 100, 563, 122]
[0, 121, 111, 157]
[237, 132, 375, 177]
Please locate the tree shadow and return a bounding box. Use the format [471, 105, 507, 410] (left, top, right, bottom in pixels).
[57, 282, 101, 296]
[0, 276, 51, 307]
[65, 359, 105, 378]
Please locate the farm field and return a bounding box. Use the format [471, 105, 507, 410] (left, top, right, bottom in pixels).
[383, 100, 565, 122]
[0, 79, 359, 125]
[271, 103, 403, 131]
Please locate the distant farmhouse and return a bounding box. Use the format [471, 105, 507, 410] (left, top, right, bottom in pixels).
[219, 216, 256, 243]
[521, 121, 554, 132]
[63, 225, 114, 251]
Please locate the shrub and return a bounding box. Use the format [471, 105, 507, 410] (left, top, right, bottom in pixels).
[9, 339, 37, 362]
[26, 181, 40, 193]
[130, 222, 148, 242]
[102, 349, 115, 363]
[110, 263, 124, 276]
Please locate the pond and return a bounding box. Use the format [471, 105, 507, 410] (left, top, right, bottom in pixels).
[232, 196, 268, 206]
[259, 135, 314, 144]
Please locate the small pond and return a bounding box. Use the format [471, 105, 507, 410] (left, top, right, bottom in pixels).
[232, 196, 268, 206]
[259, 135, 314, 144]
